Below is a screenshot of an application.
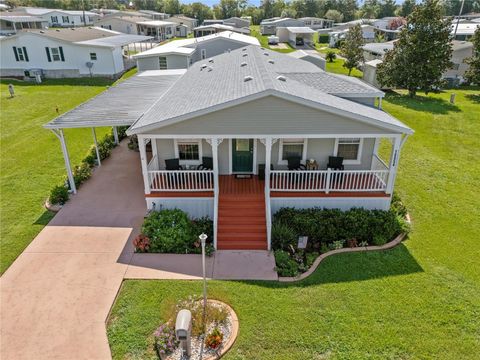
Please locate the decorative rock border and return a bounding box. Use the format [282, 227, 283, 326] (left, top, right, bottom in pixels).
[279, 214, 411, 282]
[44, 198, 62, 213]
[202, 300, 239, 360]
[278, 233, 406, 282]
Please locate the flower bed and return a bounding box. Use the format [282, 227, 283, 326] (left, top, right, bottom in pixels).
[273, 194, 410, 277]
[154, 298, 238, 360]
[133, 209, 214, 255]
[46, 126, 129, 207]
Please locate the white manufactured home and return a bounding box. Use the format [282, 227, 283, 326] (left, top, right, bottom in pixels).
[0, 27, 152, 78]
[16, 7, 99, 27]
[45, 46, 412, 252]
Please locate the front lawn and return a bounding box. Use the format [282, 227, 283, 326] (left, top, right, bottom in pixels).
[0, 69, 136, 274]
[107, 88, 480, 359]
[250, 25, 295, 53]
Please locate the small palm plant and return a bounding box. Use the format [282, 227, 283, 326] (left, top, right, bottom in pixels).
[326, 50, 337, 63]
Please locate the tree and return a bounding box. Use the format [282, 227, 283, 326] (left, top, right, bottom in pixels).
[338, 0, 358, 22]
[164, 0, 180, 14]
[399, 0, 416, 17]
[378, 0, 398, 18]
[361, 0, 379, 18]
[326, 50, 337, 62]
[340, 24, 364, 75]
[377, 0, 453, 96]
[281, 7, 297, 18]
[464, 28, 480, 85]
[181, 2, 213, 24]
[325, 9, 344, 23]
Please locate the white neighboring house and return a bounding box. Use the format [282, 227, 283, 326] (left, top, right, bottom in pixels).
[16, 7, 99, 27]
[95, 16, 178, 40]
[276, 26, 316, 48]
[299, 17, 334, 29]
[362, 40, 474, 87]
[0, 13, 47, 35]
[260, 17, 305, 35]
[329, 24, 376, 47]
[135, 31, 260, 71]
[168, 15, 198, 34]
[0, 27, 152, 78]
[451, 22, 480, 40]
[193, 23, 250, 37]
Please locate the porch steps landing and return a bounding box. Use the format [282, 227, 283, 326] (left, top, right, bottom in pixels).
[217, 194, 267, 250]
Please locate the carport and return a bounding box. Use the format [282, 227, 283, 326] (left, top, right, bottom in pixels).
[277, 26, 316, 48]
[43, 69, 185, 193]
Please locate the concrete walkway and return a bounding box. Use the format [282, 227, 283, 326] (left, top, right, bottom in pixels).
[0, 142, 276, 360]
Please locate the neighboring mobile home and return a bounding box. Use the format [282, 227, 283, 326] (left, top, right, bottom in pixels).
[45, 46, 412, 251]
[260, 17, 304, 35]
[193, 23, 250, 37]
[0, 27, 152, 78]
[95, 16, 178, 40]
[169, 15, 198, 34]
[299, 17, 334, 29]
[0, 13, 47, 35]
[16, 7, 99, 27]
[135, 31, 260, 71]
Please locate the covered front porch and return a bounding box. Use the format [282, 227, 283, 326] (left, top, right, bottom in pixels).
[137, 134, 405, 251]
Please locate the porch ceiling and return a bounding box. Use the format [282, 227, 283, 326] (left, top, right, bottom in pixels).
[43, 70, 185, 130]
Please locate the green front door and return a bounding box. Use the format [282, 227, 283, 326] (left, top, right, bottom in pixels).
[232, 139, 254, 172]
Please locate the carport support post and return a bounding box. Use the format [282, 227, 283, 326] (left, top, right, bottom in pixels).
[113, 126, 119, 145]
[52, 129, 77, 194]
[138, 135, 151, 194]
[92, 128, 101, 166]
[378, 97, 382, 109]
[264, 137, 273, 251]
[386, 135, 401, 194]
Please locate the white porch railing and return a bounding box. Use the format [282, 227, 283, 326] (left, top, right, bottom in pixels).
[371, 154, 389, 172]
[270, 169, 389, 192]
[148, 170, 214, 191]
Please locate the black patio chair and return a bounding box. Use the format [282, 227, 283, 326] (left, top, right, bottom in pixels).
[165, 158, 183, 170]
[197, 156, 213, 170]
[327, 156, 344, 170]
[287, 156, 306, 171]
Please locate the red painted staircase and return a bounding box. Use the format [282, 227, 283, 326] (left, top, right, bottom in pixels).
[217, 194, 268, 250]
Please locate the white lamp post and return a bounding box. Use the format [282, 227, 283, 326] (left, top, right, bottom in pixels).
[199, 233, 208, 333]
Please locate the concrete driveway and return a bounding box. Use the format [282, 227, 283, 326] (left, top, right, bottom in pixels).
[0, 142, 276, 360]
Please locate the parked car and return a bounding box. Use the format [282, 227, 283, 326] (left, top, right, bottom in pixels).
[296, 37, 304, 46]
[268, 35, 279, 45]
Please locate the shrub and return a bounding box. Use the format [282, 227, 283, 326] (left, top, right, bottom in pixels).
[271, 222, 297, 251]
[329, 240, 345, 250]
[274, 250, 299, 277]
[326, 50, 337, 62]
[49, 185, 69, 205]
[153, 323, 178, 357]
[305, 252, 319, 268]
[97, 134, 115, 160]
[72, 162, 92, 187]
[205, 328, 223, 350]
[133, 234, 150, 252]
[142, 209, 195, 253]
[191, 216, 214, 241]
[391, 192, 408, 218]
[128, 135, 139, 151]
[372, 235, 387, 246]
[318, 34, 329, 43]
[116, 126, 129, 141]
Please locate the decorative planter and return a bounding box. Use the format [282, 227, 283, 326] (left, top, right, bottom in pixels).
[44, 198, 62, 212]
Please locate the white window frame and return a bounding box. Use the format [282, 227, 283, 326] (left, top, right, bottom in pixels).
[16, 47, 25, 61]
[174, 139, 203, 166]
[159, 56, 167, 69]
[50, 47, 61, 61]
[334, 138, 364, 165]
[201, 48, 207, 59]
[278, 138, 308, 166]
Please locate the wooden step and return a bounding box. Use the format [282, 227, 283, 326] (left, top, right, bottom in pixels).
[218, 209, 265, 217]
[217, 241, 267, 250]
[218, 217, 265, 225]
[218, 224, 266, 232]
[217, 232, 266, 240]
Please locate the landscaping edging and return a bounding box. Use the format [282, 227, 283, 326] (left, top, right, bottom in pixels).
[278, 214, 411, 282]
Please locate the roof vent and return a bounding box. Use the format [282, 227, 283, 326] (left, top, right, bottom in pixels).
[240, 62, 248, 67]
[263, 52, 269, 56]
[242, 48, 247, 51]
[208, 59, 214, 63]
[276, 75, 287, 82]
[242, 53, 248, 57]
[244, 75, 253, 82]
[260, 47, 265, 50]
[207, 66, 213, 72]
[268, 59, 275, 64]
[200, 64, 207, 70]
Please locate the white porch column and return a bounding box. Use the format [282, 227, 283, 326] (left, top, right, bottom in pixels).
[151, 138, 158, 169]
[264, 137, 273, 251]
[138, 135, 151, 195]
[378, 97, 382, 109]
[210, 138, 222, 250]
[113, 126, 119, 145]
[91, 127, 101, 166]
[386, 135, 401, 194]
[52, 129, 77, 194]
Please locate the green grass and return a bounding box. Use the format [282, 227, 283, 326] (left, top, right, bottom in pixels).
[0, 69, 136, 275]
[250, 25, 295, 53]
[107, 88, 480, 359]
[325, 58, 363, 78]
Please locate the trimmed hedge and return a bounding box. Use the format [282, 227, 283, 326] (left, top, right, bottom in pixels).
[318, 34, 329, 43]
[48, 126, 129, 205]
[140, 209, 214, 255]
[273, 204, 410, 276]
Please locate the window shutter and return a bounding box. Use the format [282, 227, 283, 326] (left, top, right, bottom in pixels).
[22, 47, 29, 62]
[59, 46, 65, 61]
[12, 46, 19, 61]
[45, 47, 51, 62]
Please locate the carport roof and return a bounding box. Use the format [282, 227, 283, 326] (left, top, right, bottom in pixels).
[44, 70, 185, 129]
[285, 27, 316, 34]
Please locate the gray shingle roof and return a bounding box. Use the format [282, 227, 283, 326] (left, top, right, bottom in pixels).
[128, 46, 412, 134]
[44, 71, 185, 129]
